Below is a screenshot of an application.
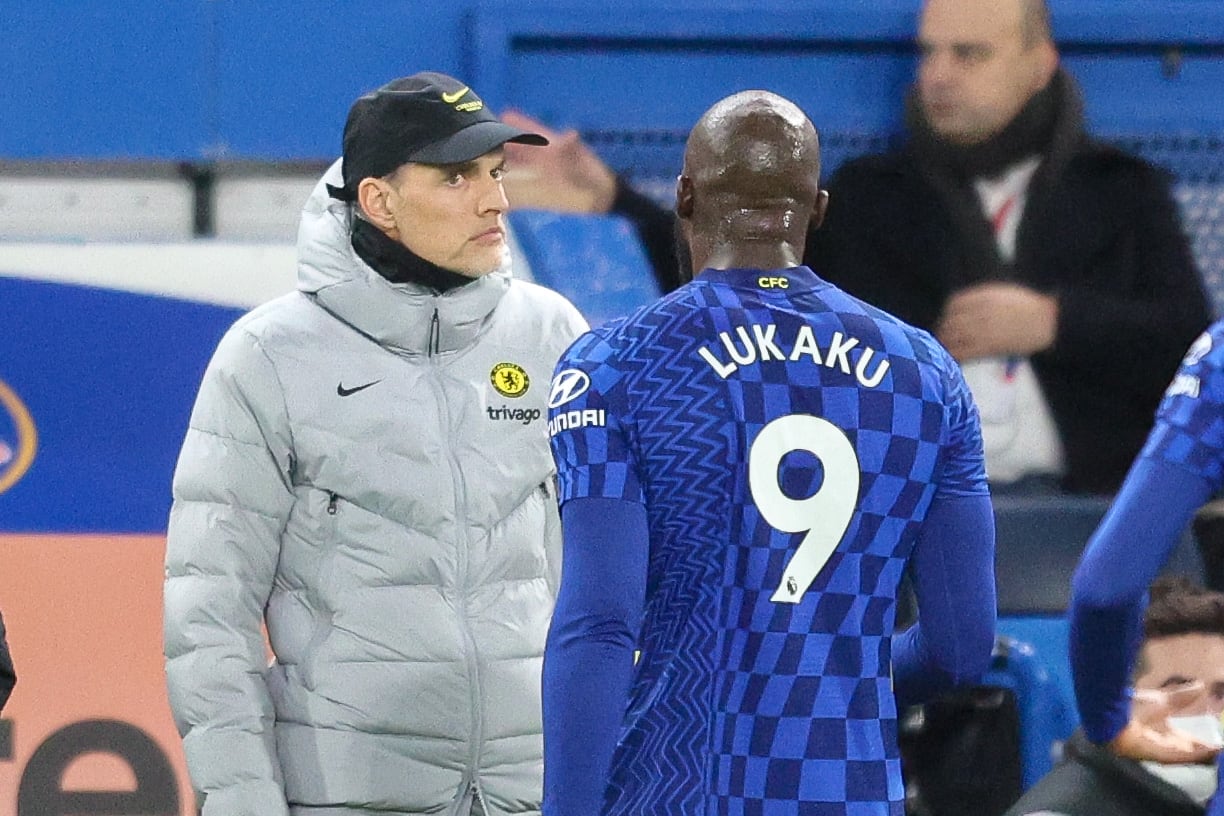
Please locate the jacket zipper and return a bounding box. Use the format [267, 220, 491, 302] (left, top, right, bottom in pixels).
[427, 320, 485, 790]
[465, 779, 482, 816]
[326, 491, 338, 515]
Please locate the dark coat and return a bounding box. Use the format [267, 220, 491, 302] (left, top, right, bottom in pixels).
[808, 139, 1212, 495]
[0, 611, 14, 712]
[1002, 731, 1205, 816]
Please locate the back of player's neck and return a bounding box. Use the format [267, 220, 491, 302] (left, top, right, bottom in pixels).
[699, 244, 801, 274]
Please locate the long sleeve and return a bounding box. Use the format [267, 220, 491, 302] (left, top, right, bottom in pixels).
[1070, 457, 1214, 744]
[542, 496, 648, 816]
[892, 492, 998, 711]
[163, 326, 296, 816]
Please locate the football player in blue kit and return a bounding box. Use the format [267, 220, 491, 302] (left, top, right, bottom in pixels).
[1071, 322, 1224, 807]
[541, 90, 998, 816]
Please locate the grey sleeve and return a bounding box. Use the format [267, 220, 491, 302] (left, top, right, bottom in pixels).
[163, 327, 295, 816]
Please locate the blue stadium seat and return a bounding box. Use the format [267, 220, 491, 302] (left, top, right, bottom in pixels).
[989, 493, 1206, 789]
[508, 210, 662, 327]
[981, 633, 1079, 790]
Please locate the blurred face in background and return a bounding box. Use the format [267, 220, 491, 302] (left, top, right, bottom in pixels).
[1133, 632, 1224, 738]
[916, 0, 1058, 145]
[1130, 631, 1224, 803]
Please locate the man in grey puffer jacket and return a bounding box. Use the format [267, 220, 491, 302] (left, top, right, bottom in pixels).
[164, 72, 588, 816]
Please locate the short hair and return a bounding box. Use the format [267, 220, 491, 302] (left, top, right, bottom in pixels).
[1144, 576, 1224, 640]
[1020, 0, 1053, 48]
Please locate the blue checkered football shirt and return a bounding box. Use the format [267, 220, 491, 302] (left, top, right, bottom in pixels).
[1141, 323, 1224, 485]
[543, 266, 995, 816]
[1070, 322, 1224, 754]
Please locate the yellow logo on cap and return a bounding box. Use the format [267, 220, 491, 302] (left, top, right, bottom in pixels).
[442, 86, 484, 112]
[491, 363, 530, 398]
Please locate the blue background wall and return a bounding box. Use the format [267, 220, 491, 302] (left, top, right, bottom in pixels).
[4, 0, 1222, 166]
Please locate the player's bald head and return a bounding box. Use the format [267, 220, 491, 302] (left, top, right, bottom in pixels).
[680, 91, 822, 241]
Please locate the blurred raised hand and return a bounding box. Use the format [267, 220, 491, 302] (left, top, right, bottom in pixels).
[1110, 682, 1222, 765]
[500, 109, 618, 214]
[935, 281, 1058, 362]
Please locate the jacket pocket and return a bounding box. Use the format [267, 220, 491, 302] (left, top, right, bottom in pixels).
[300, 489, 342, 689]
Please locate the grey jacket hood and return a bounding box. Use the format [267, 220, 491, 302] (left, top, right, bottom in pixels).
[296, 159, 511, 354]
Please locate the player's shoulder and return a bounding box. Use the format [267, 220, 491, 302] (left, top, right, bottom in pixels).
[823, 281, 953, 367]
[586, 284, 704, 344]
[1160, 320, 1224, 405]
[556, 285, 706, 372]
[825, 285, 969, 413]
[1176, 320, 1224, 373]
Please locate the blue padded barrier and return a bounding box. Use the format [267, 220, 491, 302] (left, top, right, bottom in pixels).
[0, 276, 242, 532]
[508, 210, 662, 327]
[993, 494, 1203, 615]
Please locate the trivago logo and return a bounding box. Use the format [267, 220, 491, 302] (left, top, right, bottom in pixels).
[0, 378, 37, 494]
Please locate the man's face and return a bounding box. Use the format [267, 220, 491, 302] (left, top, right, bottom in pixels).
[1134, 633, 1224, 725]
[916, 0, 1055, 145]
[382, 149, 511, 277]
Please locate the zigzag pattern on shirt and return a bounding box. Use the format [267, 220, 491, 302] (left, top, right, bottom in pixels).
[602, 292, 732, 814]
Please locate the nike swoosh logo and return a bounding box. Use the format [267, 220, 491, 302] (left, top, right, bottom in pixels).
[441, 87, 469, 104]
[336, 380, 382, 397]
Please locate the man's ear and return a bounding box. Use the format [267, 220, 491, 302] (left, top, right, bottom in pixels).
[810, 189, 830, 231]
[356, 177, 397, 231]
[1034, 40, 1059, 90]
[675, 175, 695, 219]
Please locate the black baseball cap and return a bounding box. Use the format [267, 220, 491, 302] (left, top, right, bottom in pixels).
[328, 72, 548, 201]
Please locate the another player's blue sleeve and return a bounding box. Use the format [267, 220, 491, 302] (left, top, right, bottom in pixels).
[1072, 324, 1224, 744]
[892, 492, 997, 711]
[1070, 457, 1214, 743]
[1211, 767, 1224, 816]
[544, 332, 647, 816]
[542, 497, 648, 816]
